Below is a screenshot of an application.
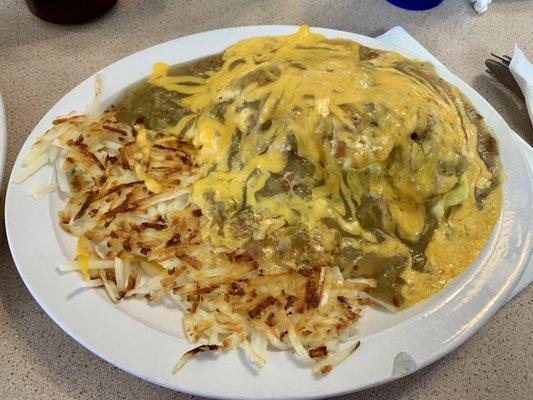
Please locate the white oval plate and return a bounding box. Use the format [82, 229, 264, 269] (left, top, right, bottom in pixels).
[5, 26, 533, 399]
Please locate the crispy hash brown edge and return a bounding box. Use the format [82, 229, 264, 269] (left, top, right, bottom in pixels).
[16, 107, 380, 374]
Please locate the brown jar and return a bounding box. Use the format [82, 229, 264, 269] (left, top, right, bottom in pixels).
[25, 0, 118, 24]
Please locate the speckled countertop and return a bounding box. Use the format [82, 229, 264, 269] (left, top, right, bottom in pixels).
[0, 1, 532, 399]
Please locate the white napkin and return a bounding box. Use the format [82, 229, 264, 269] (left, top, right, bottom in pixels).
[510, 46, 533, 126]
[377, 27, 532, 300]
[471, 0, 492, 14]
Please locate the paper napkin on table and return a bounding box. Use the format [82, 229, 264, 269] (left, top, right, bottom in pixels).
[510, 46, 533, 126]
[377, 27, 532, 300]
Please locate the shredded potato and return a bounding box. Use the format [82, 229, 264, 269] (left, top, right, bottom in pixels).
[18, 108, 371, 374]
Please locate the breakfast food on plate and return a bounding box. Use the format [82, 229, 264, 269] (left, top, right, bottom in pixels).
[16, 26, 501, 374]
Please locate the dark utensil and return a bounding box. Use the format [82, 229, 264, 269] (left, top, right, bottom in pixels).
[485, 54, 525, 101]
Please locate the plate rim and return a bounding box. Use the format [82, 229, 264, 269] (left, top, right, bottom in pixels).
[5, 25, 533, 399]
[0, 93, 7, 187]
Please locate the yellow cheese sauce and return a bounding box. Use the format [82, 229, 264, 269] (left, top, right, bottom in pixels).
[115, 26, 502, 308]
[402, 188, 501, 306]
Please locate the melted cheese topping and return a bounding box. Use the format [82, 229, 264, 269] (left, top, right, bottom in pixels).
[145, 26, 501, 306]
[402, 188, 502, 305]
[76, 235, 90, 281]
[135, 128, 162, 193]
